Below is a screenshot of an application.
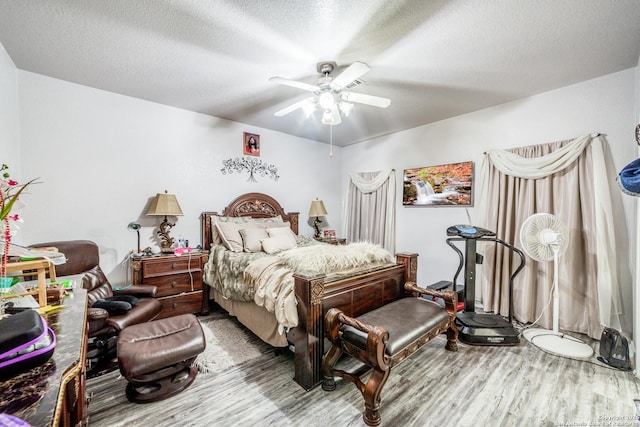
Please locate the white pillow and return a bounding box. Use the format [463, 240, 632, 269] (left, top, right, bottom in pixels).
[216, 221, 248, 252]
[266, 226, 297, 246]
[210, 216, 250, 246]
[239, 228, 269, 253]
[262, 235, 296, 254]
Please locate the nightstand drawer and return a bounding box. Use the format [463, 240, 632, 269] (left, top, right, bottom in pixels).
[316, 237, 347, 245]
[141, 257, 202, 278]
[144, 272, 203, 297]
[157, 292, 203, 319]
[132, 252, 209, 317]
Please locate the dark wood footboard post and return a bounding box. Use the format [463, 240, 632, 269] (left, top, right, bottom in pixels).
[395, 253, 418, 287]
[293, 274, 326, 390]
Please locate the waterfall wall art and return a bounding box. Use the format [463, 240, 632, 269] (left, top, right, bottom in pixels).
[402, 161, 473, 206]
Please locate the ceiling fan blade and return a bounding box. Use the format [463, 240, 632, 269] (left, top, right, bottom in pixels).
[331, 61, 370, 90]
[340, 91, 391, 108]
[274, 97, 314, 117]
[269, 76, 319, 92]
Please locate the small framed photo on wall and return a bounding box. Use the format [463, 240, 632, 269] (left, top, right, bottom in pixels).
[243, 132, 260, 157]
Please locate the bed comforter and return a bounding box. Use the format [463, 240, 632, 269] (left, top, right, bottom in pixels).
[203, 238, 395, 328]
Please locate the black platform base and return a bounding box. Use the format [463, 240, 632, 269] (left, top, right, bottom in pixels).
[456, 312, 521, 346]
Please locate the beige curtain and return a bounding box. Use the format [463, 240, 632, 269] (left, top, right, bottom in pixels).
[343, 169, 396, 253]
[474, 134, 622, 339]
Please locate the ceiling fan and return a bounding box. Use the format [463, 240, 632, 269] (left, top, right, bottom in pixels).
[269, 61, 391, 126]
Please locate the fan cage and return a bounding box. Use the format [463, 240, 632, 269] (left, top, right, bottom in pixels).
[520, 213, 568, 262]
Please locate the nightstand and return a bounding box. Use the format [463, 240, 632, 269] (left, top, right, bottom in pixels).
[315, 237, 347, 245]
[131, 252, 209, 319]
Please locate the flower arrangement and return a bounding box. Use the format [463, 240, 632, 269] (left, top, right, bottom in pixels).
[1, 164, 38, 279]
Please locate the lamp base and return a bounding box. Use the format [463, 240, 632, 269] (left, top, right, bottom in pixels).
[313, 217, 323, 239]
[157, 216, 176, 253]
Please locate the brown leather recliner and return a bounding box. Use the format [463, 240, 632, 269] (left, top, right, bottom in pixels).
[28, 240, 162, 377]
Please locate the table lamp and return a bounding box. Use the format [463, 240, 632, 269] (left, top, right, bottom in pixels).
[146, 191, 183, 253]
[308, 198, 328, 239]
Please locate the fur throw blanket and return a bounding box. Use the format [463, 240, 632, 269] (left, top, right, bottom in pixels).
[277, 242, 394, 276]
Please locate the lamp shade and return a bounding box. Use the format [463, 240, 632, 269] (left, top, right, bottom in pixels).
[146, 191, 184, 216]
[308, 199, 328, 217]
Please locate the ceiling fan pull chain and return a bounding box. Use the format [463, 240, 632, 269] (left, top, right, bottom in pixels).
[329, 124, 333, 158]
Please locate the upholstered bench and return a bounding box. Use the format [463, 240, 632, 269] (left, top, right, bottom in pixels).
[117, 313, 205, 403]
[321, 282, 458, 426]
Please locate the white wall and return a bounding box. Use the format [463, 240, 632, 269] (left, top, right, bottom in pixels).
[0, 43, 19, 176]
[343, 68, 637, 331]
[16, 71, 343, 284]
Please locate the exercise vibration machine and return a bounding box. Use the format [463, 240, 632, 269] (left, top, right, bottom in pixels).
[444, 224, 525, 346]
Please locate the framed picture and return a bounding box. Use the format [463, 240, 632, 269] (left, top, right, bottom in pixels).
[402, 161, 473, 206]
[243, 132, 260, 157]
[324, 229, 336, 240]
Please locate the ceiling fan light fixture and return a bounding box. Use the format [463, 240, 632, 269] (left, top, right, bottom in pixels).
[301, 100, 316, 117]
[339, 101, 353, 117]
[318, 91, 335, 110]
[322, 109, 334, 124]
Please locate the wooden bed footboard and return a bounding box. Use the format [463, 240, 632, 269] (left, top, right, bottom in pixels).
[292, 252, 418, 390]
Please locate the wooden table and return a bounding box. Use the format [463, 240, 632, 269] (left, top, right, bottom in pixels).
[0, 288, 88, 426]
[5, 259, 57, 306]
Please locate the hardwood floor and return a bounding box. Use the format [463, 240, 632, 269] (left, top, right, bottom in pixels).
[86, 308, 640, 427]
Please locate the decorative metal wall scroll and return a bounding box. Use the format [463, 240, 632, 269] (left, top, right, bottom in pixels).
[221, 157, 279, 183]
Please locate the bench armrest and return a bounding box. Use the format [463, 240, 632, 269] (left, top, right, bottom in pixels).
[325, 308, 389, 369]
[404, 281, 458, 322]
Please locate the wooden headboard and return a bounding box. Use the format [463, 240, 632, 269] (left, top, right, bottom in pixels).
[200, 192, 300, 251]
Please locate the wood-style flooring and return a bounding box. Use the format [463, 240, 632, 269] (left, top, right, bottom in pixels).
[86, 307, 640, 427]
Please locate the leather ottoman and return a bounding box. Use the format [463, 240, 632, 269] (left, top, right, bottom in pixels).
[117, 313, 205, 403]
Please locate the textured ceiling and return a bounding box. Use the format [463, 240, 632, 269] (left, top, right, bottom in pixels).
[1, 0, 639, 146]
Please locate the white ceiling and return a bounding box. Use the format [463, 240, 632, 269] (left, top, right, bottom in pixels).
[1, 0, 639, 147]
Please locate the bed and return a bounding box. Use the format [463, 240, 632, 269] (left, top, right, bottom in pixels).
[200, 192, 417, 390]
